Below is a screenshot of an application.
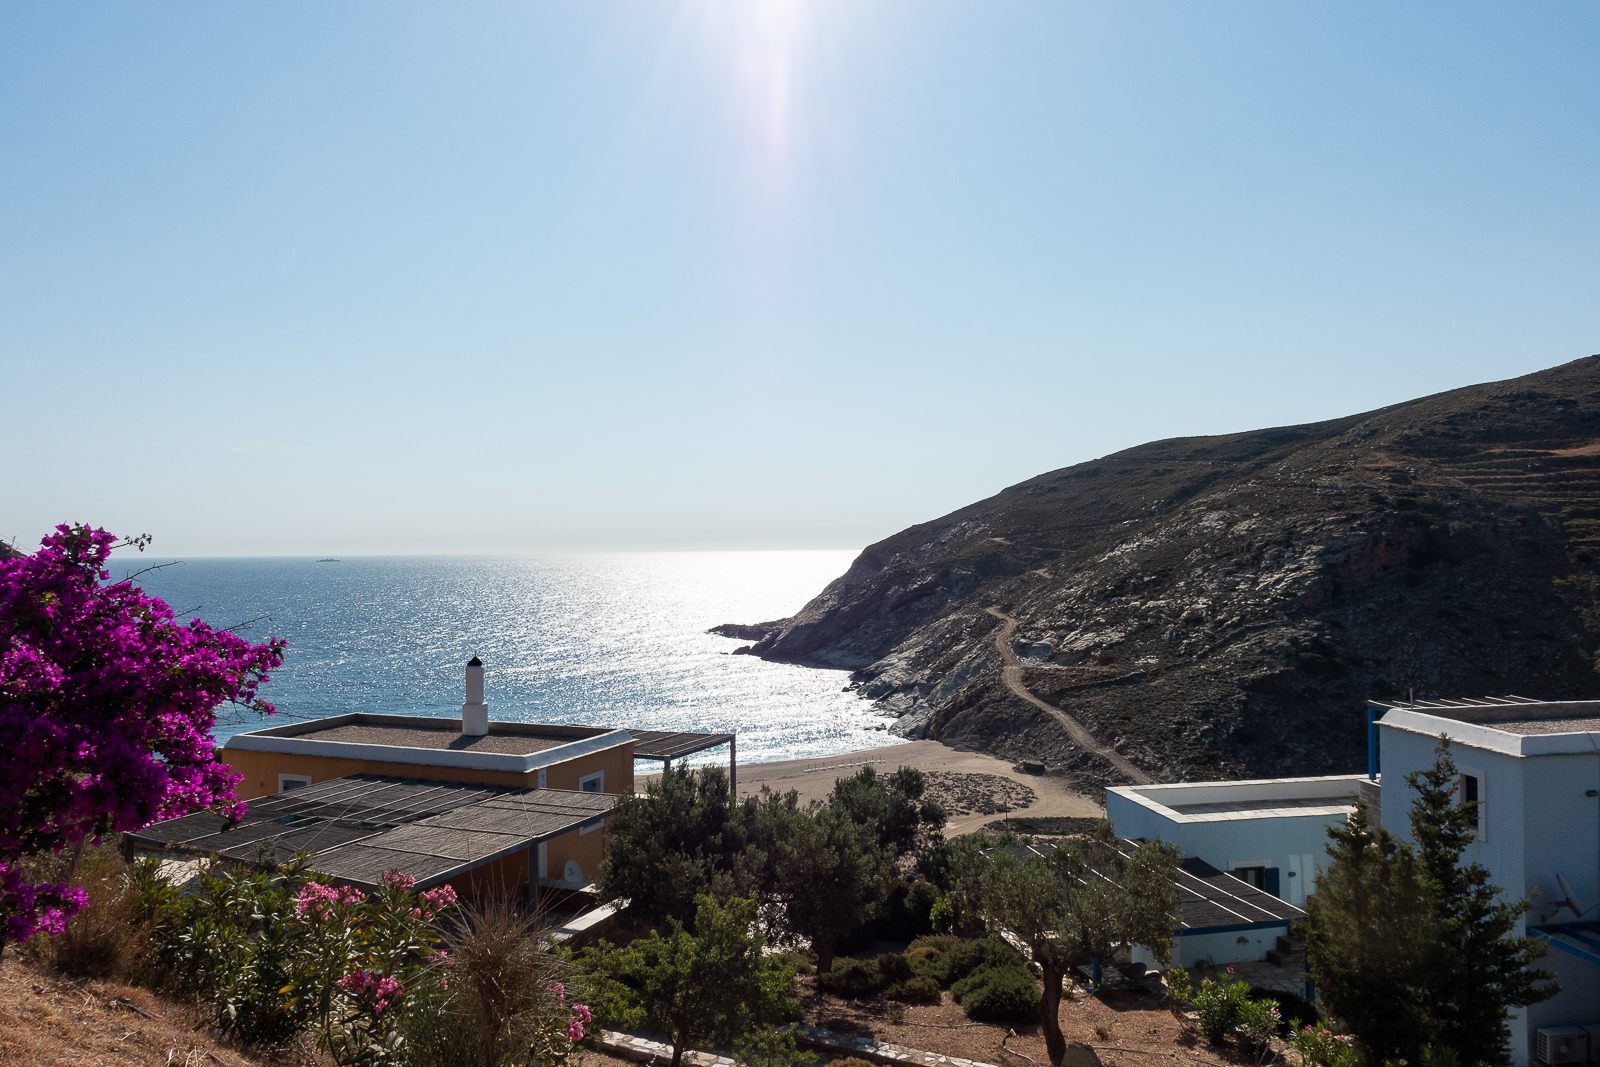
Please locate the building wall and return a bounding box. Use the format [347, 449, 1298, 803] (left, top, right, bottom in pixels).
[1377, 723, 1600, 1064]
[221, 742, 634, 801]
[449, 848, 531, 899]
[1131, 924, 1290, 969]
[540, 743, 634, 796]
[223, 748, 540, 799]
[541, 824, 607, 889]
[1107, 795, 1341, 906]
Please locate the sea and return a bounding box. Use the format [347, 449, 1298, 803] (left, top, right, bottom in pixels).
[125, 552, 899, 767]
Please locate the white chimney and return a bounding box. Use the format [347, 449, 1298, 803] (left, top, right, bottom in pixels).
[462, 656, 488, 736]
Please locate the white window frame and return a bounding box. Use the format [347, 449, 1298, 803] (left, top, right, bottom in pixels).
[1458, 766, 1487, 841]
[579, 771, 605, 832]
[278, 773, 313, 792]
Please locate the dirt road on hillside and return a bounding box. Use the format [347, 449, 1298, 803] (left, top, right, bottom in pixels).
[984, 606, 1153, 785]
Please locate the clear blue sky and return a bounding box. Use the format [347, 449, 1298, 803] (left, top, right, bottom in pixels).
[4, 2, 1597, 555]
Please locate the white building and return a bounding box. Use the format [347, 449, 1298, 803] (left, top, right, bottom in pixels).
[1373, 697, 1600, 1067]
[1106, 775, 1364, 908]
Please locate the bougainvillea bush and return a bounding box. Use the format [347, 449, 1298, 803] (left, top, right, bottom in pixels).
[0, 523, 285, 950]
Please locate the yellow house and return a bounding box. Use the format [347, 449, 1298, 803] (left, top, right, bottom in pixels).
[134, 659, 737, 903]
[216, 711, 634, 895]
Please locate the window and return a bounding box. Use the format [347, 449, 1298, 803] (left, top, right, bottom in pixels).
[579, 771, 605, 833]
[278, 774, 313, 792]
[1228, 859, 1281, 898]
[1458, 768, 1487, 840]
[1234, 866, 1267, 889]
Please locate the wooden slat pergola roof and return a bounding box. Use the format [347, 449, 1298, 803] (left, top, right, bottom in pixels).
[626, 729, 736, 761]
[127, 774, 614, 890]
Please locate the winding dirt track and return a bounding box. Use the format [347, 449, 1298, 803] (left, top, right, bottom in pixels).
[984, 606, 1153, 785]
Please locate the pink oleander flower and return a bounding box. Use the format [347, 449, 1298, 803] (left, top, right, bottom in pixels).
[339, 970, 403, 1014]
[295, 882, 365, 920]
[566, 1003, 592, 1042]
[382, 869, 416, 891]
[421, 884, 457, 910]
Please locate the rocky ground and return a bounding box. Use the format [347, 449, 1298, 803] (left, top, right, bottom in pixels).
[921, 772, 1036, 818]
[718, 355, 1600, 789]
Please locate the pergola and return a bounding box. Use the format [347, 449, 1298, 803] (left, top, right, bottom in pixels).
[126, 773, 614, 905]
[626, 730, 737, 794]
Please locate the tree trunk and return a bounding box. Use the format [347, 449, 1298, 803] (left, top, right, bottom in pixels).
[671, 1032, 685, 1067]
[816, 939, 836, 974]
[1040, 961, 1066, 1065]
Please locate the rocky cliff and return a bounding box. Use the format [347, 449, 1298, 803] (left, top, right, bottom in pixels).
[716, 356, 1600, 787]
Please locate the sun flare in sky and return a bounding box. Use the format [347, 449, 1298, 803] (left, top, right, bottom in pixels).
[4, 3, 1599, 555]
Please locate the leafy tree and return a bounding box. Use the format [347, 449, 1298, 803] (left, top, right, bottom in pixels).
[1407, 740, 1558, 1067]
[757, 795, 897, 973]
[925, 832, 992, 937]
[0, 524, 284, 955]
[984, 822, 1181, 1065]
[584, 895, 800, 1067]
[829, 766, 947, 861]
[595, 765, 763, 926]
[1301, 800, 1444, 1063]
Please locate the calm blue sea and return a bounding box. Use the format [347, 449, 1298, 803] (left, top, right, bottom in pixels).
[124, 552, 895, 766]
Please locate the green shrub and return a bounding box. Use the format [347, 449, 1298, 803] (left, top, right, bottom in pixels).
[907, 934, 961, 957]
[885, 975, 941, 1003]
[1288, 1021, 1362, 1067]
[1252, 986, 1318, 1031]
[877, 953, 914, 982]
[815, 957, 885, 998]
[936, 937, 1026, 988]
[830, 1059, 877, 1067]
[776, 949, 817, 976]
[1193, 976, 1252, 1043]
[929, 895, 954, 935]
[957, 965, 1039, 1023]
[1235, 997, 1281, 1059]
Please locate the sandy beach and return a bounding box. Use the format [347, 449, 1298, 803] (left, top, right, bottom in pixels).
[641, 738, 1104, 837]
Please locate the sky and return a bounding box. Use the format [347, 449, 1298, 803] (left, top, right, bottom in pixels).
[3, 2, 1598, 556]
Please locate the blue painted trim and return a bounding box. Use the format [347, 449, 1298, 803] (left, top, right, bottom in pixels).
[1532, 931, 1600, 968]
[1178, 920, 1292, 936]
[1530, 923, 1600, 967]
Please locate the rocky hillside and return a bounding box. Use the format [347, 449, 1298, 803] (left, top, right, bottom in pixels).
[716, 356, 1600, 787]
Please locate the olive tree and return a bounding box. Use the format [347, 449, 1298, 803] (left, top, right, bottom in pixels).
[984, 823, 1181, 1065]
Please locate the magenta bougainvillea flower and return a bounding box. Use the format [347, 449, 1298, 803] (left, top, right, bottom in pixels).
[0, 524, 285, 948]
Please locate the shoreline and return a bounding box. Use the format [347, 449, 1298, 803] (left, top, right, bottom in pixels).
[639, 738, 1103, 837]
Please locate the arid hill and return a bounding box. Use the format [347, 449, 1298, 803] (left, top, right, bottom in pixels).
[717, 355, 1600, 787]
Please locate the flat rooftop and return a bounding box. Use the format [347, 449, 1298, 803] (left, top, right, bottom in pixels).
[1109, 775, 1363, 824]
[1375, 698, 1600, 757]
[225, 713, 631, 773]
[304, 723, 570, 755]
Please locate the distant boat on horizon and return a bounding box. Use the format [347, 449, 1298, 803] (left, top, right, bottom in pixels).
[316, 558, 340, 563]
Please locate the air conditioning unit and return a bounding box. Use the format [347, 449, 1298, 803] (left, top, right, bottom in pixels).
[1582, 1025, 1600, 1062]
[1536, 1027, 1588, 1065]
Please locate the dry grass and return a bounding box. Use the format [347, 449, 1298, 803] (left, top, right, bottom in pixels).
[18, 842, 149, 980]
[0, 952, 294, 1067]
[796, 974, 1244, 1067]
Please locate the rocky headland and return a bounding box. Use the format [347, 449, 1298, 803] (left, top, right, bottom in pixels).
[714, 356, 1600, 788]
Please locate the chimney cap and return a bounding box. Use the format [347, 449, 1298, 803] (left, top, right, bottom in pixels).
[467, 656, 483, 667]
